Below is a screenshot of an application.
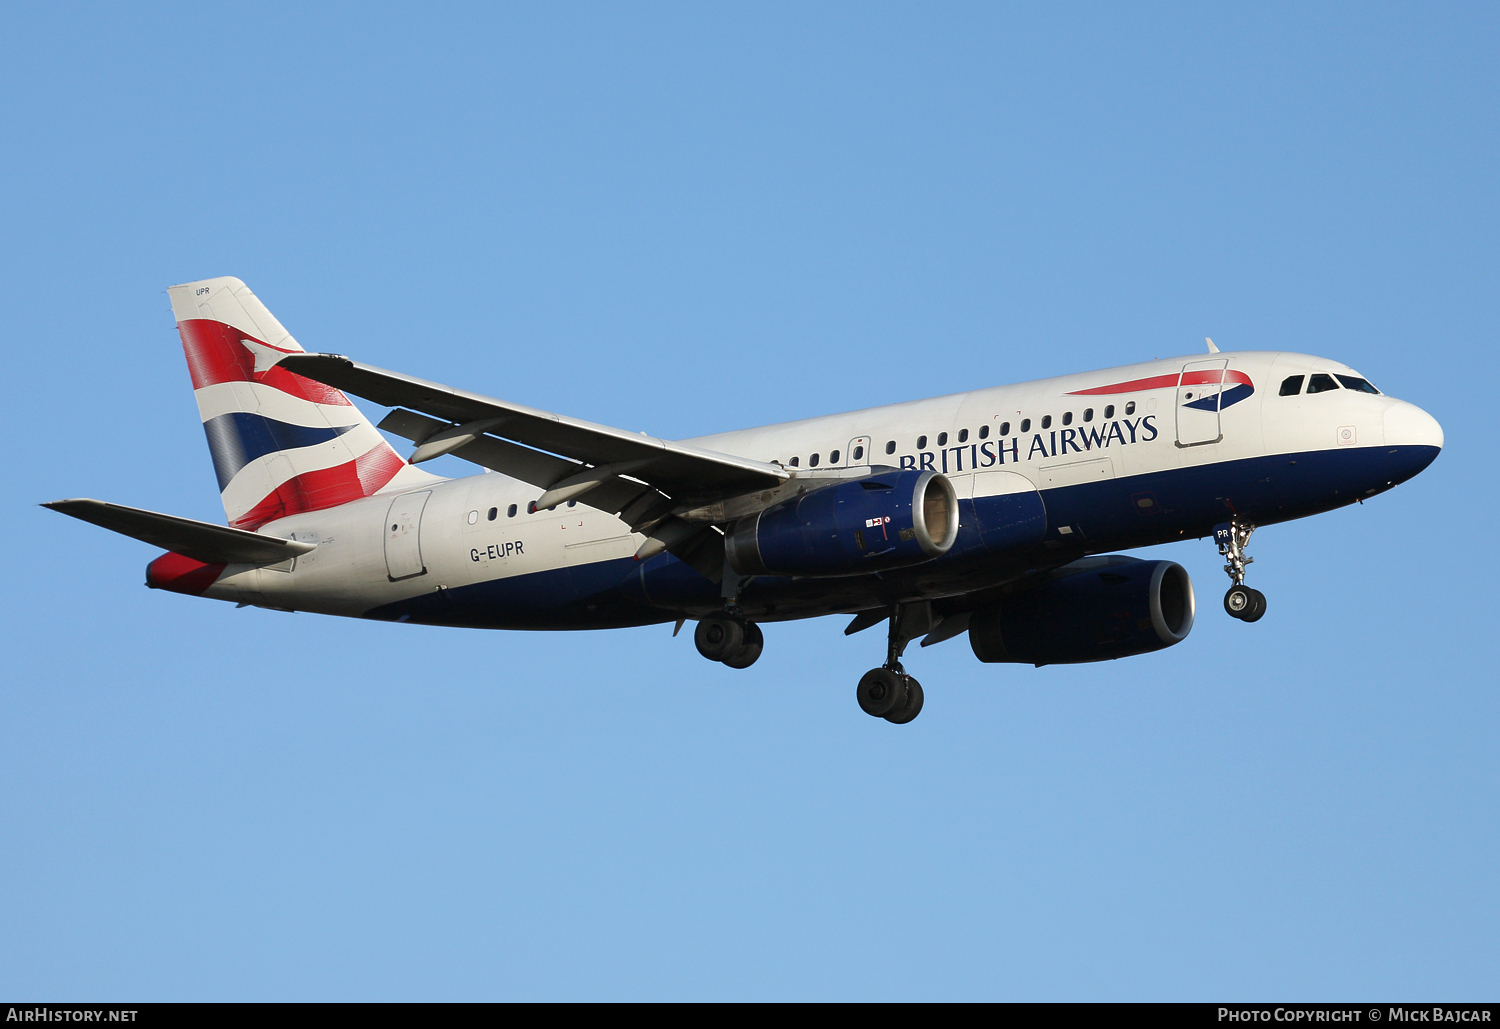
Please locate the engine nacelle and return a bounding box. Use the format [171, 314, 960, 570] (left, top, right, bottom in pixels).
[726, 469, 959, 577]
[969, 558, 1195, 665]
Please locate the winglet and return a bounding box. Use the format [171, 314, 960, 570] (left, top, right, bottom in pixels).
[1205, 337, 1220, 353]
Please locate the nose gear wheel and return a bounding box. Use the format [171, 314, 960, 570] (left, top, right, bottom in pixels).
[1216, 517, 1268, 622]
[1223, 584, 1266, 622]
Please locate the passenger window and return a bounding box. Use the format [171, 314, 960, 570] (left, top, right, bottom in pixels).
[958, 428, 968, 443]
[507, 504, 517, 518]
[809, 453, 820, 467]
[1041, 415, 1052, 429]
[568, 500, 576, 507]
[1083, 409, 1093, 422]
[1336, 375, 1381, 395]
[488, 507, 498, 521]
[978, 424, 989, 439]
[789, 457, 799, 467]
[1020, 419, 1030, 432]
[1307, 373, 1340, 394]
[852, 445, 864, 461]
[830, 450, 840, 463]
[1279, 375, 1304, 396]
[1125, 402, 1135, 415]
[1104, 405, 1114, 418]
[937, 432, 948, 446]
[999, 422, 1010, 436]
[1062, 412, 1073, 426]
[885, 440, 896, 455]
[917, 435, 927, 449]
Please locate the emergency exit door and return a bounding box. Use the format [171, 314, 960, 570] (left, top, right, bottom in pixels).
[384, 491, 431, 581]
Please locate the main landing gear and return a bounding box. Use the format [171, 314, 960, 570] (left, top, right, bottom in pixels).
[694, 614, 764, 669]
[1216, 518, 1266, 623]
[856, 603, 927, 725]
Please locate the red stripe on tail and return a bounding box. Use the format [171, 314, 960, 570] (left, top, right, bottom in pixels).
[177, 319, 352, 405]
[229, 444, 407, 530]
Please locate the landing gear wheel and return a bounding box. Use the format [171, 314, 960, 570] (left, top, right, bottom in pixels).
[694, 616, 745, 662]
[1241, 588, 1267, 623]
[884, 676, 924, 724]
[721, 622, 764, 668]
[1216, 519, 1266, 623]
[857, 668, 907, 717]
[1224, 585, 1254, 620]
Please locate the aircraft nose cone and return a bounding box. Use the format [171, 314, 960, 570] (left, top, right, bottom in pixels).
[1384, 400, 1444, 450]
[1376, 400, 1442, 488]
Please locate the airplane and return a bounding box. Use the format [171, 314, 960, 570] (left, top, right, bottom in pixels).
[46, 276, 1443, 724]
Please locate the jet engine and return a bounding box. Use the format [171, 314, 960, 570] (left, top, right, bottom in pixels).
[726, 469, 959, 577]
[968, 557, 1195, 665]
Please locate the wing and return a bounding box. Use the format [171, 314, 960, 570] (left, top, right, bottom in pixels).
[44, 499, 316, 566]
[285, 354, 792, 513]
[278, 354, 786, 501]
[277, 353, 791, 574]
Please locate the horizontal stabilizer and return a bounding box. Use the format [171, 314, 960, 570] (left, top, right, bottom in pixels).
[43, 499, 316, 566]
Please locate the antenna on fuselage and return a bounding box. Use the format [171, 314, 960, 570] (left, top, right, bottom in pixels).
[1205, 337, 1220, 353]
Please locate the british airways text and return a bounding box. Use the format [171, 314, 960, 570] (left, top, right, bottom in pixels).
[898, 416, 1159, 472]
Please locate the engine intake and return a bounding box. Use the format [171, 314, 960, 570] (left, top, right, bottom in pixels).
[726, 470, 959, 577]
[969, 558, 1195, 665]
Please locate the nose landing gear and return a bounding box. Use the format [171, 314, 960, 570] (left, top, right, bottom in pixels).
[1216, 519, 1266, 622]
[855, 602, 928, 724]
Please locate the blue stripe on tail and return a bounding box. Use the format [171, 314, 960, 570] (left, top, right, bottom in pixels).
[203, 413, 358, 490]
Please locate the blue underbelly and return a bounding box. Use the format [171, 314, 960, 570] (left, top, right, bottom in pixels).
[363, 445, 1438, 629]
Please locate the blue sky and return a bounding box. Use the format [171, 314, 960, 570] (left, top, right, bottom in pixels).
[2, 2, 1496, 1000]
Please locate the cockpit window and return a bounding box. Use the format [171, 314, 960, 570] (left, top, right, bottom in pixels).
[1306, 373, 1340, 394]
[1279, 375, 1305, 396]
[1336, 374, 1380, 395]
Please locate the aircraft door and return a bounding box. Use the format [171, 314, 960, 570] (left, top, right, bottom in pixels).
[384, 491, 431, 581]
[846, 436, 871, 466]
[1176, 359, 1229, 447]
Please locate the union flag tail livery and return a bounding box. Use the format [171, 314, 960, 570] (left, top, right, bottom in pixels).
[167, 277, 428, 530]
[48, 277, 1444, 725]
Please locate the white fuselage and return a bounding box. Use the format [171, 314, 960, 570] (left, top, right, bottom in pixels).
[194, 350, 1442, 628]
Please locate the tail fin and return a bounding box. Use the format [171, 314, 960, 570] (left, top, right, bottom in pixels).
[167, 276, 431, 530]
